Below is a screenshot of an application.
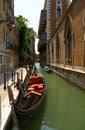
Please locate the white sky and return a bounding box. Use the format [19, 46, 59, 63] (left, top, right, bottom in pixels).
[14, 0, 45, 53]
[14, 0, 73, 53]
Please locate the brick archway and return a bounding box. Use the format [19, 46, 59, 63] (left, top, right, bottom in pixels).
[64, 15, 73, 66]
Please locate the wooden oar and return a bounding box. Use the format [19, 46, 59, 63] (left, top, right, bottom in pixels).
[7, 85, 20, 129]
[31, 91, 42, 96]
[23, 90, 42, 97]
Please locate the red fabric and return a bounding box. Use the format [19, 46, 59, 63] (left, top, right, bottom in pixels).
[29, 76, 43, 85]
[27, 83, 44, 94]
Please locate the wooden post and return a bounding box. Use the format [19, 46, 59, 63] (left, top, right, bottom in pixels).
[17, 72, 19, 89]
[21, 69, 23, 81]
[12, 70, 14, 81]
[7, 86, 20, 129]
[14, 72, 16, 88]
[4, 73, 6, 90]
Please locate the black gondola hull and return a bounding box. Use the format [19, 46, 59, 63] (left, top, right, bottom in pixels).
[15, 84, 46, 129]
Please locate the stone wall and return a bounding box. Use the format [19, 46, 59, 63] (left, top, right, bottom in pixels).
[49, 0, 85, 88]
[49, 0, 85, 68]
[51, 65, 85, 89]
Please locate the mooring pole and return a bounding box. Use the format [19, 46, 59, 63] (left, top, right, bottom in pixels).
[4, 73, 6, 90]
[21, 69, 23, 81]
[7, 86, 20, 130]
[16, 72, 19, 88]
[14, 72, 16, 88]
[12, 70, 14, 81]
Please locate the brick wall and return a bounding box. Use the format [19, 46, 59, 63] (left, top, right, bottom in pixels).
[49, 0, 85, 69]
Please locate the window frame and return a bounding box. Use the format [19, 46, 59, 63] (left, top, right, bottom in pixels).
[56, 0, 62, 18]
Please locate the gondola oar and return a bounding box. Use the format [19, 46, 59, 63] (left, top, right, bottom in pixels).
[7, 85, 20, 130]
[23, 90, 42, 97]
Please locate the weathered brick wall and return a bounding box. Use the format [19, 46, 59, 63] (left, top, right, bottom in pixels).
[58, 21, 65, 65]
[62, 0, 68, 17]
[49, 0, 85, 68]
[68, 0, 85, 66]
[51, 0, 56, 36]
[50, 0, 68, 38]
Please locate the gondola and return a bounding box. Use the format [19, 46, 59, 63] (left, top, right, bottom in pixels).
[7, 65, 46, 130]
[14, 70, 46, 129]
[15, 75, 45, 113]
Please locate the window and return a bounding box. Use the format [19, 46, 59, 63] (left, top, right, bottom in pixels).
[57, 6, 61, 18]
[56, 1, 62, 18]
[65, 28, 72, 60]
[6, 32, 11, 49]
[64, 16, 73, 61]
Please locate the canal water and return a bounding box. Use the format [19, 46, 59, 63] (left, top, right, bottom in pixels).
[12, 63, 85, 130]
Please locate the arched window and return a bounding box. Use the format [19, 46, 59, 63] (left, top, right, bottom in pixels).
[64, 15, 73, 62]
[56, 31, 60, 63]
[56, 1, 62, 18]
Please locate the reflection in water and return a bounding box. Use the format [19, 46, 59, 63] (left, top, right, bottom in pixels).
[35, 63, 40, 70]
[12, 126, 18, 130]
[41, 125, 56, 130]
[12, 63, 85, 130]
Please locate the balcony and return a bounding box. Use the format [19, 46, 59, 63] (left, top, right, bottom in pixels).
[38, 33, 47, 51]
[6, 41, 19, 53]
[6, 41, 13, 51]
[38, 10, 47, 35]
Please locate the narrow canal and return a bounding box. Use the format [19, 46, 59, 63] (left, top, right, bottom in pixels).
[12, 63, 85, 130]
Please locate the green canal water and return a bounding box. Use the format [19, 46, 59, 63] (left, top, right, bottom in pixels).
[12, 63, 85, 130]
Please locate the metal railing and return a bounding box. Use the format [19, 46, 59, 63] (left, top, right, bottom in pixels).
[4, 69, 23, 90]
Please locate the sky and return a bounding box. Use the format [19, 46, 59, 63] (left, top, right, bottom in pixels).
[14, 0, 73, 54]
[14, 0, 45, 53]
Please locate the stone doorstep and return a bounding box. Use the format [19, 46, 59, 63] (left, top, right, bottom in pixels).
[1, 88, 19, 130]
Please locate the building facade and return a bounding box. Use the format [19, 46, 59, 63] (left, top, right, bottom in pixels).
[0, 0, 19, 73]
[38, 0, 85, 88]
[49, 0, 85, 88]
[38, 0, 70, 66]
[38, 8, 47, 66]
